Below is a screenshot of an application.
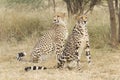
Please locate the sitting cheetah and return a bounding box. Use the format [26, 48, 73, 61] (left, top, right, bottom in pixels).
[57, 15, 91, 69]
[17, 12, 68, 63]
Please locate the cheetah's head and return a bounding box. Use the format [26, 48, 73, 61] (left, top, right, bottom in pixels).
[53, 12, 66, 26]
[76, 15, 87, 27]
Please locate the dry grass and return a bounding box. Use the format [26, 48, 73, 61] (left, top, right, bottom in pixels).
[87, 6, 110, 49]
[0, 1, 120, 80]
[0, 8, 53, 42]
[0, 0, 110, 48]
[0, 42, 120, 80]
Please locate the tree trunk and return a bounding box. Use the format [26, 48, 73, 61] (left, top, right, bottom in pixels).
[48, 0, 51, 7]
[108, 0, 118, 47]
[115, 0, 119, 11]
[64, 0, 73, 17]
[118, 3, 120, 43]
[48, 0, 51, 11]
[53, 0, 56, 13]
[64, 0, 101, 17]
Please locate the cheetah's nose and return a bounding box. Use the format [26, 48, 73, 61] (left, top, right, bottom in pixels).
[84, 21, 87, 24]
[54, 20, 56, 22]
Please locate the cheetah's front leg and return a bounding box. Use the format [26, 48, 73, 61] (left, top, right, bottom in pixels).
[74, 45, 81, 69]
[55, 41, 65, 68]
[85, 41, 91, 65]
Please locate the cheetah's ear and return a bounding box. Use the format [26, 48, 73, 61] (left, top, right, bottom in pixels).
[74, 15, 81, 20]
[83, 13, 87, 17]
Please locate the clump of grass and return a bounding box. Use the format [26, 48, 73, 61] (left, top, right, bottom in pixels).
[0, 8, 53, 42]
[89, 25, 110, 49]
[87, 6, 110, 49]
[0, 0, 46, 9]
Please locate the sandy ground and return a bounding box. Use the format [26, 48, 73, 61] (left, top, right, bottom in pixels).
[0, 43, 120, 80]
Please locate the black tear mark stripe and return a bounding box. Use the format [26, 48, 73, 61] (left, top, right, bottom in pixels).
[89, 56, 91, 59]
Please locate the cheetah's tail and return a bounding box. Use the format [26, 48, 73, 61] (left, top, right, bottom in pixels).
[25, 66, 47, 71]
[16, 52, 26, 61]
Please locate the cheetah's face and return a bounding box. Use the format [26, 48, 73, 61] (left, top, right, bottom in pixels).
[77, 15, 87, 27]
[53, 12, 66, 26]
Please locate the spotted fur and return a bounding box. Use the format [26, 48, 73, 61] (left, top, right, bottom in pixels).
[30, 12, 68, 63]
[25, 66, 47, 71]
[57, 15, 91, 69]
[24, 15, 91, 71]
[17, 12, 68, 63]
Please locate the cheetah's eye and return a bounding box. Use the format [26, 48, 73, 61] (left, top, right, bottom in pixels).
[57, 15, 60, 17]
[80, 17, 83, 19]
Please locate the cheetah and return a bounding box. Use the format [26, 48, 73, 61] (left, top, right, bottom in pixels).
[17, 12, 68, 63]
[24, 15, 91, 71]
[57, 15, 91, 69]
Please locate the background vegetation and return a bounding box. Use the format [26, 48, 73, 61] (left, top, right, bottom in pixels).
[0, 0, 112, 49]
[0, 1, 120, 80]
